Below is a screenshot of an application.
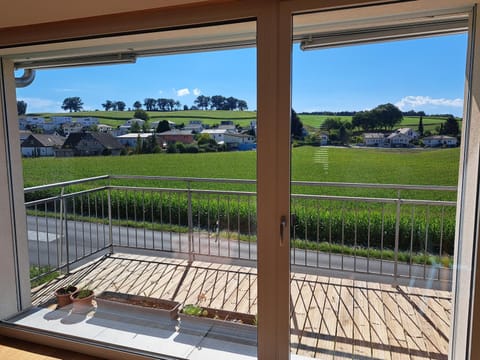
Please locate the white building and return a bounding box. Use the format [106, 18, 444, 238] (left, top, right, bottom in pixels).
[423, 135, 458, 148]
[386, 132, 411, 147]
[97, 124, 113, 133]
[363, 133, 385, 147]
[51, 116, 72, 126]
[116, 133, 153, 147]
[75, 117, 99, 127]
[184, 120, 204, 133]
[201, 129, 230, 143]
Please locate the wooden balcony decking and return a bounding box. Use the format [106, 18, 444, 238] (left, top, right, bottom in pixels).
[31, 253, 451, 360]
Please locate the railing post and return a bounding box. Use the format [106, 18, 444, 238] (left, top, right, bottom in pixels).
[61, 187, 70, 274]
[393, 189, 401, 286]
[107, 185, 113, 254]
[187, 181, 194, 263]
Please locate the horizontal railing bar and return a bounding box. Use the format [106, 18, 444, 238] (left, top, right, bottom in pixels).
[108, 185, 257, 197]
[110, 175, 256, 185]
[25, 195, 61, 207]
[291, 180, 457, 192]
[24, 175, 110, 194]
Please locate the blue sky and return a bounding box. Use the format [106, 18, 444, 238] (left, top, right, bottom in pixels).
[16, 33, 467, 117]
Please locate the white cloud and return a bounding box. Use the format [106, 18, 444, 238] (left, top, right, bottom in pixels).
[395, 96, 463, 111]
[54, 88, 78, 92]
[176, 88, 190, 97]
[18, 97, 62, 113]
[193, 88, 201, 96]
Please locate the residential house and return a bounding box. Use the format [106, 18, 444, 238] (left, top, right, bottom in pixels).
[18, 130, 32, 142]
[200, 129, 231, 143]
[318, 132, 329, 146]
[75, 117, 99, 127]
[97, 124, 113, 133]
[223, 132, 256, 150]
[396, 127, 419, 140]
[156, 130, 195, 146]
[218, 120, 236, 131]
[183, 120, 204, 133]
[57, 132, 124, 156]
[51, 116, 72, 126]
[117, 133, 153, 147]
[423, 135, 458, 147]
[21, 134, 65, 157]
[61, 122, 84, 137]
[363, 133, 385, 147]
[385, 132, 411, 147]
[125, 118, 145, 127]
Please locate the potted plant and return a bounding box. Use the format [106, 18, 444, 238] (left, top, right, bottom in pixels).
[96, 291, 180, 320]
[180, 304, 257, 345]
[70, 288, 95, 313]
[438, 255, 452, 291]
[54, 285, 77, 307]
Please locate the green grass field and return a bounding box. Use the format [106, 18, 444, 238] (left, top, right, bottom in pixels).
[34, 110, 455, 133]
[36, 110, 257, 128]
[298, 114, 453, 133]
[23, 146, 459, 200]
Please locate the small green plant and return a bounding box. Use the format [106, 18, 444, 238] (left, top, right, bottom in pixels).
[56, 285, 77, 295]
[75, 288, 93, 299]
[440, 255, 452, 268]
[182, 304, 204, 316]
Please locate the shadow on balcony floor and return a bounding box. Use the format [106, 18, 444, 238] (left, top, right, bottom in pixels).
[22, 252, 450, 360]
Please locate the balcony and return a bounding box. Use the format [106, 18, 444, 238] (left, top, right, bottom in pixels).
[17, 176, 454, 359]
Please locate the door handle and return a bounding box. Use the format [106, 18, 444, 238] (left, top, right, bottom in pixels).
[280, 216, 287, 246]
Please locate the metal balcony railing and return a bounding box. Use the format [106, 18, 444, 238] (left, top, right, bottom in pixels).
[25, 175, 456, 290]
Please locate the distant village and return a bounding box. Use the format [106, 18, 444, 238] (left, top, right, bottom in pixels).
[19, 116, 257, 157]
[18, 115, 458, 158]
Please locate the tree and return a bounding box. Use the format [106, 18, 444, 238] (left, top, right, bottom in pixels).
[352, 111, 377, 131]
[237, 100, 248, 111]
[102, 100, 114, 111]
[130, 122, 142, 133]
[225, 96, 238, 111]
[372, 103, 403, 130]
[135, 135, 143, 154]
[443, 115, 460, 136]
[133, 101, 142, 110]
[17, 100, 27, 115]
[61, 97, 84, 112]
[156, 120, 170, 133]
[194, 95, 210, 110]
[133, 109, 149, 121]
[144, 98, 157, 111]
[291, 109, 304, 139]
[183, 105, 189, 111]
[322, 117, 343, 131]
[116, 101, 126, 111]
[210, 95, 226, 110]
[418, 116, 424, 137]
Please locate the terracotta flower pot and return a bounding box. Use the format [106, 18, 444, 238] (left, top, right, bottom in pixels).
[70, 289, 95, 313]
[54, 286, 77, 308]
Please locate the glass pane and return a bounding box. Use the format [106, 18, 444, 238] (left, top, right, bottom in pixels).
[15, 21, 258, 359]
[291, 13, 467, 359]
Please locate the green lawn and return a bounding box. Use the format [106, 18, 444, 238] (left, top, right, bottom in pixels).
[298, 114, 457, 134]
[35, 110, 257, 128]
[23, 146, 459, 200]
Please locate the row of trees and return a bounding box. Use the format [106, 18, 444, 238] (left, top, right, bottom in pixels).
[102, 100, 126, 111]
[193, 95, 248, 111]
[351, 103, 403, 131]
[52, 96, 248, 113]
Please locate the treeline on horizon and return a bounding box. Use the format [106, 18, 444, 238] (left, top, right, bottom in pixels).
[299, 109, 460, 118]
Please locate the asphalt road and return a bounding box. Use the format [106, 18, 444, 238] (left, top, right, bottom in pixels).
[27, 216, 451, 290]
